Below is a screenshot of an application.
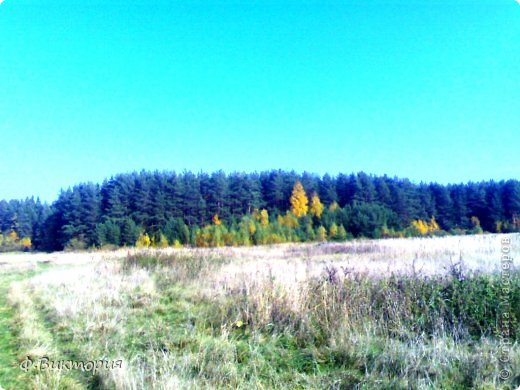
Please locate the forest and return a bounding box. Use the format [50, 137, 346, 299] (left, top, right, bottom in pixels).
[0, 170, 519, 251]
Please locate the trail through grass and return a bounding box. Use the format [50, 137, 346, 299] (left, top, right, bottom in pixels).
[0, 273, 24, 387]
[0, 264, 52, 388]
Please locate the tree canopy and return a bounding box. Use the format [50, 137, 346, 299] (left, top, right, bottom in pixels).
[0, 170, 518, 251]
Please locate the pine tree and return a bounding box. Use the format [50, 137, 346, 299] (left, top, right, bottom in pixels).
[120, 218, 140, 246]
[329, 201, 339, 212]
[503, 180, 520, 224]
[318, 174, 338, 205]
[206, 171, 229, 221]
[3, 170, 519, 251]
[485, 182, 505, 232]
[337, 225, 348, 241]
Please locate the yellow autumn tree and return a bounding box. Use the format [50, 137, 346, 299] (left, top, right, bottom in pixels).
[411, 220, 429, 235]
[309, 192, 324, 219]
[136, 232, 151, 248]
[278, 211, 299, 228]
[260, 209, 269, 227]
[428, 216, 440, 232]
[411, 216, 440, 236]
[212, 214, 222, 225]
[20, 237, 32, 250]
[8, 231, 19, 242]
[248, 220, 257, 236]
[290, 181, 308, 218]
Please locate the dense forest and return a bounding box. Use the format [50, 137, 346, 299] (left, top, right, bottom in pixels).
[0, 170, 519, 251]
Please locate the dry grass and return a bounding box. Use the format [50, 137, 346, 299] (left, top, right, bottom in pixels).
[1, 233, 519, 389]
[1, 233, 515, 278]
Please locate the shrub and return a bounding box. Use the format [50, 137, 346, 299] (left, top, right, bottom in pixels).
[64, 238, 87, 251]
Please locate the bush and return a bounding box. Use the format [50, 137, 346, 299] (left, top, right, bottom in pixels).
[303, 270, 520, 341]
[64, 238, 87, 251]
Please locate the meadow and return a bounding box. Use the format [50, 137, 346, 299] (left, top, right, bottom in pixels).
[0, 233, 518, 389]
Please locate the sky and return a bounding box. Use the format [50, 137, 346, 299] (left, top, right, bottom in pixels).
[0, 0, 519, 202]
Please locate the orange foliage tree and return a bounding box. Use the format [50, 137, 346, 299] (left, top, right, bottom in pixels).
[290, 181, 308, 218]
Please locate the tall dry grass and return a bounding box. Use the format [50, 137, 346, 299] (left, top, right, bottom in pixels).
[5, 233, 519, 389]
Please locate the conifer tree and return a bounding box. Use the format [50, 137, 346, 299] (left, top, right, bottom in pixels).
[337, 225, 348, 240]
[317, 226, 327, 241]
[329, 223, 338, 239]
[329, 201, 339, 212]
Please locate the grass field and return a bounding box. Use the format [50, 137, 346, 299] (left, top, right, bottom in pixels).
[0, 233, 519, 389]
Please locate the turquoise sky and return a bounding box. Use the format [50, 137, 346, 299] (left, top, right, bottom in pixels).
[0, 0, 519, 202]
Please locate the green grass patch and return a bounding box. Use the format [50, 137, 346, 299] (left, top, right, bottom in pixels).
[0, 263, 52, 388]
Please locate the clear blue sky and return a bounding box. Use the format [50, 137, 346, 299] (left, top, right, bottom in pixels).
[0, 0, 519, 202]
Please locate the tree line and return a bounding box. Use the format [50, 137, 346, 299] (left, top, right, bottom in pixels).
[0, 170, 519, 251]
